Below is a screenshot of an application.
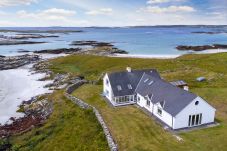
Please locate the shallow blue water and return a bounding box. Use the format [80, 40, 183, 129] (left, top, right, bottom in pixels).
[0, 26, 227, 56]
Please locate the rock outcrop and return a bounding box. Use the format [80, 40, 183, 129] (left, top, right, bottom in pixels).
[34, 48, 82, 54]
[0, 40, 46, 46]
[0, 54, 40, 70]
[176, 44, 227, 51]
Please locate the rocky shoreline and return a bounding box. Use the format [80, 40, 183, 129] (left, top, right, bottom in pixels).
[0, 34, 59, 40]
[22, 40, 128, 55]
[0, 96, 53, 138]
[176, 44, 227, 51]
[0, 55, 40, 70]
[0, 29, 83, 34]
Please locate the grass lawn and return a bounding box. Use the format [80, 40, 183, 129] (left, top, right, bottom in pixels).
[9, 91, 109, 151]
[49, 53, 227, 151]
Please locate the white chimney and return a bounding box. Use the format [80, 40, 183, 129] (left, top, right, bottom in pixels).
[126, 67, 132, 72]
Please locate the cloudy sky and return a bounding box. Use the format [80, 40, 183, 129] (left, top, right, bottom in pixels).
[0, 0, 226, 27]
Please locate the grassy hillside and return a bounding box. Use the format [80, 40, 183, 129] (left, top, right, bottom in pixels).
[9, 91, 109, 151]
[49, 53, 227, 151]
[5, 53, 227, 151]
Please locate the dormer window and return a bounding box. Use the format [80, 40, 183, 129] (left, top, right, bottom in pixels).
[128, 84, 132, 89]
[117, 85, 122, 91]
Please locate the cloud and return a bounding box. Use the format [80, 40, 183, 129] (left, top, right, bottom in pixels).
[147, 0, 185, 4]
[12, 8, 89, 27]
[17, 8, 76, 20]
[139, 5, 195, 14]
[147, 0, 170, 4]
[0, 0, 37, 7]
[86, 8, 113, 16]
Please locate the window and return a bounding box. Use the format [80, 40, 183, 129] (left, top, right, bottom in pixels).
[130, 96, 134, 101]
[188, 113, 202, 127]
[117, 85, 122, 91]
[144, 78, 149, 83]
[195, 101, 199, 105]
[199, 113, 202, 124]
[192, 115, 195, 126]
[157, 107, 162, 115]
[106, 79, 109, 85]
[126, 96, 130, 102]
[105, 90, 109, 97]
[148, 81, 154, 85]
[137, 96, 140, 103]
[146, 100, 150, 106]
[196, 114, 200, 125]
[128, 84, 132, 89]
[188, 115, 191, 126]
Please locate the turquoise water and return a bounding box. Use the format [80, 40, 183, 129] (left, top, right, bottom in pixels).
[0, 26, 227, 56]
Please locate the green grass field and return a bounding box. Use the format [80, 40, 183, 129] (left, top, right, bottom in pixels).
[4, 53, 227, 151]
[49, 53, 227, 151]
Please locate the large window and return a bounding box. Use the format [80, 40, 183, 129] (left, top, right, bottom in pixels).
[188, 113, 202, 127]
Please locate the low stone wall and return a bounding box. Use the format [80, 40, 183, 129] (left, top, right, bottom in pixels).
[65, 81, 118, 151]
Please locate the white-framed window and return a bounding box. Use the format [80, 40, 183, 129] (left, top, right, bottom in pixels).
[188, 113, 202, 127]
[146, 100, 150, 107]
[157, 107, 162, 116]
[105, 90, 109, 97]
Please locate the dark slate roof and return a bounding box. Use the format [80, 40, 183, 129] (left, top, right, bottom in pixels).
[108, 69, 160, 97]
[135, 74, 197, 116]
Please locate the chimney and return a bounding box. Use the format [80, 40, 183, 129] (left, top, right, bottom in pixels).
[126, 67, 132, 72]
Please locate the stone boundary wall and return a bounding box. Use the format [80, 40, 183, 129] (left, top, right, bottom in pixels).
[65, 80, 118, 151]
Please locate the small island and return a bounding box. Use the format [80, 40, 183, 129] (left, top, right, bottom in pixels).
[176, 44, 227, 51]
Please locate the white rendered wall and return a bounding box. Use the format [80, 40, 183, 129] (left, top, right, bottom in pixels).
[103, 74, 114, 102]
[173, 97, 216, 129]
[153, 104, 173, 127]
[137, 94, 153, 113]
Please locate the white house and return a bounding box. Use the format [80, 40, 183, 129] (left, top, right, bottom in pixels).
[103, 67, 216, 130]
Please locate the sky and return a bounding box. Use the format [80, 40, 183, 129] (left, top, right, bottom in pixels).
[0, 0, 226, 27]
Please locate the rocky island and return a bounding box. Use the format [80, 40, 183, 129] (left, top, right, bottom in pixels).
[176, 44, 227, 51]
[0, 40, 46, 46]
[31, 40, 128, 55]
[192, 31, 227, 34]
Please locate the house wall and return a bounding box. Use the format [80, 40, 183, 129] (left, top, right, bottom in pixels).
[173, 96, 216, 129]
[153, 104, 173, 127]
[103, 74, 114, 102]
[137, 93, 173, 127]
[137, 93, 153, 113]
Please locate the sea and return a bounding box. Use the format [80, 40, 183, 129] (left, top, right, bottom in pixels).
[1, 26, 227, 57]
